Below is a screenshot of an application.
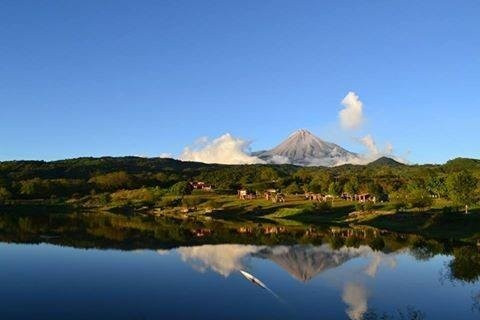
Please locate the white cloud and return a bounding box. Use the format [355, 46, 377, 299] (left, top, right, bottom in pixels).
[332, 134, 407, 166]
[358, 134, 408, 164]
[159, 152, 172, 158]
[359, 134, 379, 155]
[335, 91, 407, 165]
[270, 155, 291, 164]
[180, 133, 265, 165]
[339, 91, 364, 130]
[342, 283, 368, 320]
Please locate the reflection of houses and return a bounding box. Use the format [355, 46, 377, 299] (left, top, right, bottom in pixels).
[238, 189, 256, 200]
[329, 226, 388, 240]
[190, 228, 212, 237]
[189, 181, 213, 191]
[263, 226, 286, 234]
[237, 226, 254, 234]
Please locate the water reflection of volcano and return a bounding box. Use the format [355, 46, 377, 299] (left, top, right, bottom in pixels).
[178, 244, 392, 282]
[255, 245, 363, 282]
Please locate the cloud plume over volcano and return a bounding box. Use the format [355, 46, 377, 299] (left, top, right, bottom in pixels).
[339, 92, 365, 130]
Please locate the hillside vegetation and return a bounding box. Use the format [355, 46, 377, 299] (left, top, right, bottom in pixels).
[0, 157, 479, 225]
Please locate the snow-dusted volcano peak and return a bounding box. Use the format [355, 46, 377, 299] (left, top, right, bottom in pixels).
[288, 129, 313, 138]
[254, 129, 358, 166]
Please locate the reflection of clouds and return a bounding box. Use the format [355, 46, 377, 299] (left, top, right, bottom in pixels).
[364, 251, 397, 277]
[156, 249, 170, 256]
[177, 245, 263, 277]
[342, 283, 368, 320]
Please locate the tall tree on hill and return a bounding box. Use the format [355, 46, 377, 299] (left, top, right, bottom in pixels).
[446, 171, 478, 213]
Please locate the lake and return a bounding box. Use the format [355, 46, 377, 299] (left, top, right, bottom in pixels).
[0, 213, 479, 319]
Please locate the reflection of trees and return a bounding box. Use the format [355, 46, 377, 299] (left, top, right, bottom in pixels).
[367, 236, 385, 251]
[0, 211, 470, 271]
[325, 234, 345, 249]
[448, 246, 480, 283]
[409, 238, 444, 262]
[472, 291, 480, 314]
[363, 306, 426, 320]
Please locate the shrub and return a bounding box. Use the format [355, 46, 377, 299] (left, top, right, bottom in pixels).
[355, 202, 364, 212]
[442, 206, 455, 214]
[205, 199, 221, 209]
[305, 201, 332, 214]
[111, 188, 157, 205]
[181, 196, 205, 208]
[98, 193, 111, 205]
[408, 189, 433, 211]
[364, 201, 375, 212]
[355, 201, 375, 213]
[392, 201, 407, 213]
[157, 197, 181, 208]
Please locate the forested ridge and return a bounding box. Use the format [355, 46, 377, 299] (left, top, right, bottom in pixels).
[0, 156, 478, 214]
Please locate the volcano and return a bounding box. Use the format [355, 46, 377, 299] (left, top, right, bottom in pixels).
[253, 129, 359, 166]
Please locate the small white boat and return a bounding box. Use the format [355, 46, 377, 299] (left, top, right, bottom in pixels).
[239, 270, 268, 290]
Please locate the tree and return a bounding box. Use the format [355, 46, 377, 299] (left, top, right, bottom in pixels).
[328, 182, 341, 196]
[426, 175, 447, 198]
[389, 190, 408, 213]
[447, 171, 478, 213]
[89, 171, 133, 191]
[408, 189, 434, 211]
[367, 181, 388, 202]
[259, 167, 279, 182]
[344, 177, 359, 195]
[284, 182, 302, 195]
[20, 178, 48, 198]
[0, 187, 11, 204]
[154, 172, 170, 187]
[308, 172, 332, 194]
[169, 181, 193, 196]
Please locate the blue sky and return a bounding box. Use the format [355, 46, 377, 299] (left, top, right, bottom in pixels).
[1, 1, 479, 164]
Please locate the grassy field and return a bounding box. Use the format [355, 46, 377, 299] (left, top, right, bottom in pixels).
[177, 195, 480, 242]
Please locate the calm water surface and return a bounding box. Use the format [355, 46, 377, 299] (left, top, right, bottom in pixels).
[1, 241, 479, 319]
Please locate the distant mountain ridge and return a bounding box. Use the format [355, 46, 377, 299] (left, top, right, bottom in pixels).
[367, 156, 405, 167]
[253, 129, 359, 167]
